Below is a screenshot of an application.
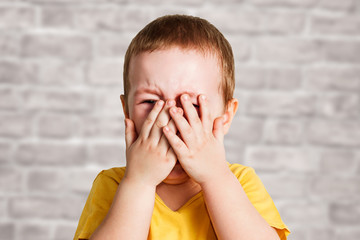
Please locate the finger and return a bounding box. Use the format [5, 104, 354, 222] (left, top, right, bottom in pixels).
[158, 119, 177, 149]
[124, 118, 137, 148]
[139, 100, 164, 139]
[199, 94, 212, 133]
[169, 106, 195, 146]
[163, 124, 188, 158]
[149, 99, 175, 142]
[180, 94, 202, 130]
[213, 116, 224, 142]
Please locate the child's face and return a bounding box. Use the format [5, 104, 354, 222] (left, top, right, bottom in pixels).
[124, 47, 227, 183]
[126, 47, 225, 132]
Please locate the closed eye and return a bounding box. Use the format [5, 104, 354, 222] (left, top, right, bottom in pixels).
[142, 100, 157, 104]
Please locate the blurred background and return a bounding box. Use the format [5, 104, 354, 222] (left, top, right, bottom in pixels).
[1, 0, 360, 239]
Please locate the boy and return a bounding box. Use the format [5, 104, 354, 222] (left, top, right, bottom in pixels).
[74, 15, 290, 240]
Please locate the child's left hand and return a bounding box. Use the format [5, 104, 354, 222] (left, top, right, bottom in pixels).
[163, 94, 230, 185]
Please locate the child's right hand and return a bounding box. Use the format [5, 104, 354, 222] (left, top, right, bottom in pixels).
[123, 100, 178, 187]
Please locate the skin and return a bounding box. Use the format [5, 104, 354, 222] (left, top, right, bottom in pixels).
[89, 47, 280, 240]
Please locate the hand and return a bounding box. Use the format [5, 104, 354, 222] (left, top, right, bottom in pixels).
[124, 100, 178, 187]
[163, 94, 230, 185]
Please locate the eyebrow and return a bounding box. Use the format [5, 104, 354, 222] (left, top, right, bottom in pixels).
[134, 88, 198, 98]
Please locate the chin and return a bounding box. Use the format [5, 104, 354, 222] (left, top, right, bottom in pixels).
[162, 162, 190, 185]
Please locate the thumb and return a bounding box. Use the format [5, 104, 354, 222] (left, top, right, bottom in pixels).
[124, 118, 137, 148]
[213, 116, 224, 142]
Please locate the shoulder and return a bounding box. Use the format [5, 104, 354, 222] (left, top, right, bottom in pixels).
[228, 163, 256, 179]
[96, 166, 127, 183]
[90, 167, 127, 192]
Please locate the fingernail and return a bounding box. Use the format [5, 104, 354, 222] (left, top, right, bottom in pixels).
[201, 95, 206, 101]
[164, 126, 169, 132]
[171, 107, 177, 114]
[182, 94, 189, 101]
[157, 100, 164, 106]
[167, 99, 175, 106]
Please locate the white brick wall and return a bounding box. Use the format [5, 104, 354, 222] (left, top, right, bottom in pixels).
[0, 0, 359, 239]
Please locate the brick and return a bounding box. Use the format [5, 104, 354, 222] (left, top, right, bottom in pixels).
[225, 117, 263, 163]
[330, 202, 360, 225]
[94, 90, 124, 114]
[226, 117, 264, 144]
[87, 59, 123, 85]
[28, 60, 85, 86]
[0, 198, 6, 218]
[0, 167, 22, 192]
[309, 228, 335, 240]
[255, 39, 321, 63]
[310, 175, 360, 199]
[306, 119, 360, 147]
[120, 8, 153, 32]
[235, 67, 267, 89]
[10, 197, 63, 219]
[0, 222, 14, 240]
[0, 113, 30, 138]
[198, 9, 305, 34]
[0, 88, 23, 110]
[0, 32, 21, 57]
[66, 169, 99, 193]
[263, 119, 303, 145]
[74, 7, 124, 31]
[0, 142, 12, 164]
[304, 66, 360, 91]
[21, 33, 92, 60]
[60, 195, 87, 220]
[319, 150, 357, 173]
[317, 0, 355, 12]
[94, 33, 132, 57]
[16, 143, 86, 166]
[36, 113, 82, 138]
[250, 0, 316, 8]
[281, 202, 329, 226]
[258, 173, 308, 198]
[265, 68, 302, 90]
[320, 40, 360, 63]
[335, 229, 360, 240]
[287, 227, 308, 240]
[24, 90, 93, 112]
[236, 67, 302, 90]
[0, 6, 35, 29]
[245, 92, 316, 117]
[244, 147, 319, 172]
[84, 115, 124, 138]
[311, 15, 360, 35]
[27, 170, 65, 192]
[223, 37, 250, 62]
[88, 143, 126, 166]
[315, 93, 360, 119]
[19, 223, 51, 240]
[41, 6, 74, 28]
[55, 223, 77, 240]
[0, 60, 35, 84]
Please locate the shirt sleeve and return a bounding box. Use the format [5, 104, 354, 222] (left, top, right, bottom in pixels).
[73, 170, 121, 240]
[235, 166, 290, 240]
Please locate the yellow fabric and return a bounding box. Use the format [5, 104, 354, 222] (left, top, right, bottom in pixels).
[74, 163, 290, 240]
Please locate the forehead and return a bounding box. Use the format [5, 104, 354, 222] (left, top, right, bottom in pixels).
[128, 47, 222, 97]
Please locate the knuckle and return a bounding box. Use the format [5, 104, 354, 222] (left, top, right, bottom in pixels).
[155, 119, 167, 129]
[184, 127, 192, 136]
[144, 117, 154, 126]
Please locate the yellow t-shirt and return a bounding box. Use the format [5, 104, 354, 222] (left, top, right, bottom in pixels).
[74, 163, 290, 240]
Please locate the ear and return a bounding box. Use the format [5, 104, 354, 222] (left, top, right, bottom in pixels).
[222, 98, 238, 135]
[120, 94, 129, 119]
